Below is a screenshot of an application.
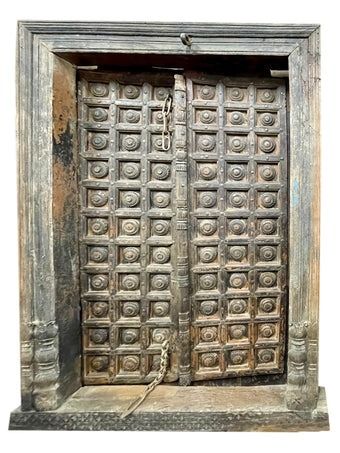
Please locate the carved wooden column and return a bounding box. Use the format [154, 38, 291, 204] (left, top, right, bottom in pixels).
[286, 28, 320, 411]
[18, 32, 80, 411]
[173, 74, 191, 385]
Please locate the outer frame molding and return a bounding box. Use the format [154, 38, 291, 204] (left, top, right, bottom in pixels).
[15, 21, 321, 423]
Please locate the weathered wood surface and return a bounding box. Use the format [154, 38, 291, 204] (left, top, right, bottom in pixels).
[52, 56, 81, 402]
[18, 21, 319, 38]
[9, 385, 329, 431]
[286, 27, 320, 411]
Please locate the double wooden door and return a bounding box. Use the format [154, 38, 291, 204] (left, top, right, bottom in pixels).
[78, 71, 287, 385]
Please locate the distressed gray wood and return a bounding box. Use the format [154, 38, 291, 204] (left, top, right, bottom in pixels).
[19, 21, 319, 38]
[9, 385, 329, 431]
[286, 27, 321, 411]
[173, 75, 191, 385]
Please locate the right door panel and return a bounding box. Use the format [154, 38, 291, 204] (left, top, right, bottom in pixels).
[186, 73, 288, 381]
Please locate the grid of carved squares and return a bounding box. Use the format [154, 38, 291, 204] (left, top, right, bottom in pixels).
[80, 80, 176, 382]
[189, 80, 285, 377]
[80, 78, 286, 381]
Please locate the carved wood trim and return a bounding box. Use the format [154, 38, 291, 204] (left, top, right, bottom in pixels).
[173, 75, 191, 385]
[286, 27, 321, 410]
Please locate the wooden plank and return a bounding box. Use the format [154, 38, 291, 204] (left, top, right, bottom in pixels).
[52, 55, 81, 402]
[19, 21, 319, 38]
[9, 385, 329, 431]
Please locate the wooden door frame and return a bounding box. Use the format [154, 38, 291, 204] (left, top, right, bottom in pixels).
[15, 21, 321, 420]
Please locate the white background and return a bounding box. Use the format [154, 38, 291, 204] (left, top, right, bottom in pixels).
[0, 0, 339, 450]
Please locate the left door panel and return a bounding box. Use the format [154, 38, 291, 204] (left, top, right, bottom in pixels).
[78, 72, 179, 384]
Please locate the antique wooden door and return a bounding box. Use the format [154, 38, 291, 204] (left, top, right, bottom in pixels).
[78, 71, 287, 385]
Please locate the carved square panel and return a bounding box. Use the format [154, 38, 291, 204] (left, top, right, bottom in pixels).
[227, 271, 249, 291]
[225, 87, 249, 103]
[85, 355, 109, 376]
[226, 163, 248, 182]
[226, 297, 251, 318]
[198, 325, 220, 345]
[256, 111, 279, 128]
[87, 132, 109, 152]
[197, 218, 219, 238]
[226, 244, 249, 264]
[87, 217, 109, 237]
[256, 270, 279, 290]
[119, 189, 141, 209]
[197, 246, 218, 265]
[256, 296, 280, 318]
[150, 134, 168, 153]
[226, 217, 249, 237]
[194, 84, 217, 101]
[226, 323, 250, 343]
[149, 273, 171, 292]
[226, 349, 250, 369]
[256, 217, 279, 237]
[256, 88, 277, 105]
[225, 109, 249, 127]
[196, 162, 218, 182]
[118, 327, 140, 348]
[255, 322, 280, 343]
[117, 354, 141, 375]
[195, 133, 217, 153]
[119, 133, 141, 152]
[118, 246, 141, 265]
[119, 301, 141, 319]
[150, 162, 172, 181]
[255, 134, 279, 155]
[87, 189, 109, 209]
[119, 108, 142, 125]
[119, 218, 141, 237]
[88, 106, 109, 123]
[255, 347, 278, 369]
[194, 108, 218, 126]
[227, 190, 249, 210]
[150, 109, 165, 125]
[149, 327, 171, 347]
[150, 190, 172, 210]
[119, 84, 142, 100]
[257, 190, 279, 210]
[196, 299, 220, 319]
[151, 218, 172, 237]
[196, 190, 218, 210]
[150, 246, 171, 265]
[87, 327, 110, 348]
[88, 273, 109, 293]
[198, 351, 221, 371]
[86, 301, 110, 321]
[257, 163, 280, 182]
[87, 246, 109, 265]
[147, 353, 162, 373]
[88, 82, 110, 98]
[150, 300, 171, 319]
[118, 273, 141, 293]
[153, 86, 172, 101]
[255, 244, 280, 265]
[88, 160, 109, 180]
[197, 272, 218, 292]
[225, 133, 250, 155]
[119, 161, 141, 181]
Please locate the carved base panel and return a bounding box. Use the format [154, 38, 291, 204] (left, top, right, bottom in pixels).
[9, 385, 329, 431]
